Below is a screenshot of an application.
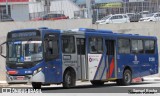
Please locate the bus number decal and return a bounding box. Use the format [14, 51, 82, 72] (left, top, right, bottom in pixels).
[133, 55, 139, 64]
[149, 57, 155, 62]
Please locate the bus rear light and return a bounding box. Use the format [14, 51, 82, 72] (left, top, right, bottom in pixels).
[7, 70, 18, 75]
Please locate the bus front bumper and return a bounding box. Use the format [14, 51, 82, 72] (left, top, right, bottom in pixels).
[6, 74, 32, 84]
[6, 71, 45, 84]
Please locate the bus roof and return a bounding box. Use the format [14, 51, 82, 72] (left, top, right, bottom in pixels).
[8, 28, 157, 40]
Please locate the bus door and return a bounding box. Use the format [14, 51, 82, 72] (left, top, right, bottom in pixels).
[105, 40, 116, 79]
[44, 33, 61, 83]
[76, 38, 87, 80]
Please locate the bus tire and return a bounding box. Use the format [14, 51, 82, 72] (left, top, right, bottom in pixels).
[32, 82, 41, 89]
[91, 80, 104, 86]
[123, 69, 132, 85]
[117, 69, 132, 86]
[63, 70, 76, 88]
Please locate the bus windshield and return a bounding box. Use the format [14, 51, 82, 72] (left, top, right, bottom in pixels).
[8, 41, 43, 62]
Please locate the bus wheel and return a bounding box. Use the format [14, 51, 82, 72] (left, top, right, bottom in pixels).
[91, 80, 104, 86]
[32, 82, 42, 89]
[117, 69, 132, 86]
[63, 70, 76, 88]
[123, 69, 132, 85]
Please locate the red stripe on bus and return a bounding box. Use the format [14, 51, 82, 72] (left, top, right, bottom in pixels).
[109, 58, 114, 77]
[107, 58, 114, 78]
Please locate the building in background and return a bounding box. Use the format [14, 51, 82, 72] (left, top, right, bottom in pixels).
[0, 0, 29, 21]
[29, 0, 81, 19]
[0, 0, 81, 21]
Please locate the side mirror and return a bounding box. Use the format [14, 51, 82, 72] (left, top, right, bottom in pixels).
[0, 42, 6, 58]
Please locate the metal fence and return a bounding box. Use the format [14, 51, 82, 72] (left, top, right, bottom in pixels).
[28, 0, 88, 20]
[30, 0, 160, 23]
[29, 11, 65, 20]
[0, 0, 160, 22]
[91, 0, 160, 23]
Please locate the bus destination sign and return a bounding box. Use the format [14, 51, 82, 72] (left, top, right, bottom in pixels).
[12, 32, 36, 38]
[8, 31, 40, 38]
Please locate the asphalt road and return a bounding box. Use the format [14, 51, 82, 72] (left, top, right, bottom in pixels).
[40, 81, 160, 93]
[2, 81, 160, 93]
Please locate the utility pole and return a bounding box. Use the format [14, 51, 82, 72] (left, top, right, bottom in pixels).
[6, 0, 9, 15]
[86, 0, 92, 18]
[157, 0, 159, 11]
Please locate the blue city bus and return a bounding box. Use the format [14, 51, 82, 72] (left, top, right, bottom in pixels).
[0, 28, 158, 89]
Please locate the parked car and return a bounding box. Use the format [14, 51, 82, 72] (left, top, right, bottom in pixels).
[126, 13, 135, 18]
[96, 14, 130, 24]
[138, 11, 150, 18]
[130, 14, 142, 22]
[0, 14, 14, 22]
[139, 12, 160, 22]
[32, 13, 69, 21]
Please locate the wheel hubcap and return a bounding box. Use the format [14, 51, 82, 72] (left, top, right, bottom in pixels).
[125, 73, 131, 83]
[67, 73, 71, 84]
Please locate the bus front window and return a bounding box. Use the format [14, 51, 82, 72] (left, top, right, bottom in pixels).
[8, 42, 21, 62]
[8, 41, 43, 62]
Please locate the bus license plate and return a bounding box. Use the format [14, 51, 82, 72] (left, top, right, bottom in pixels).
[16, 76, 25, 80]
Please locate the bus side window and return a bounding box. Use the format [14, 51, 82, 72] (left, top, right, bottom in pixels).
[89, 38, 97, 53]
[77, 39, 85, 55]
[89, 37, 103, 53]
[45, 38, 59, 59]
[48, 40, 53, 54]
[131, 40, 144, 54]
[144, 40, 155, 54]
[62, 36, 75, 53]
[118, 39, 130, 54]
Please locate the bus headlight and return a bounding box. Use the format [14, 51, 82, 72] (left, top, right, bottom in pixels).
[38, 68, 42, 72]
[33, 68, 42, 75]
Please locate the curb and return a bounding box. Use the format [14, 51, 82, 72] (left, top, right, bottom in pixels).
[0, 81, 8, 87]
[0, 84, 9, 87]
[142, 77, 160, 81]
[0, 81, 7, 84]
